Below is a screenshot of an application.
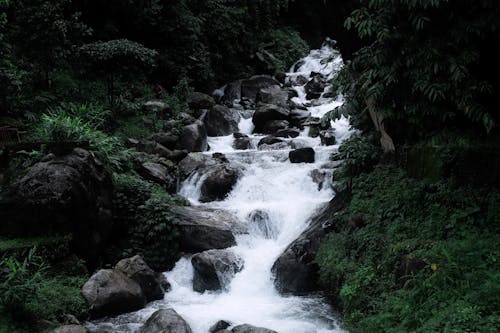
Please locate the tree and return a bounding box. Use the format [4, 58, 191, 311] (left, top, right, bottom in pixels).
[80, 39, 158, 105]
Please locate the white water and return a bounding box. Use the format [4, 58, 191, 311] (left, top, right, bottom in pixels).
[88, 40, 355, 333]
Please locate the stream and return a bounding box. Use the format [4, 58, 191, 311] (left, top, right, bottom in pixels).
[89, 39, 355, 333]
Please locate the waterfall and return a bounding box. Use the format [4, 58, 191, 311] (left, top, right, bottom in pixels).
[88, 40, 355, 333]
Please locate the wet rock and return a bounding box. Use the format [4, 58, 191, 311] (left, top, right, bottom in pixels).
[290, 74, 309, 86]
[210, 320, 232, 333]
[188, 92, 215, 110]
[233, 133, 248, 139]
[272, 192, 349, 294]
[252, 104, 289, 133]
[0, 148, 112, 266]
[50, 325, 89, 333]
[148, 133, 179, 150]
[200, 165, 241, 202]
[178, 153, 218, 178]
[288, 89, 299, 99]
[192, 249, 243, 292]
[172, 206, 238, 253]
[205, 105, 241, 136]
[289, 109, 312, 127]
[257, 136, 283, 147]
[241, 75, 280, 101]
[233, 137, 252, 150]
[292, 60, 305, 72]
[82, 269, 146, 318]
[320, 129, 336, 146]
[257, 85, 288, 106]
[115, 255, 169, 302]
[304, 76, 326, 100]
[177, 121, 208, 152]
[137, 162, 176, 193]
[274, 71, 287, 84]
[258, 142, 291, 151]
[223, 80, 242, 103]
[289, 148, 315, 163]
[309, 169, 328, 190]
[231, 324, 277, 333]
[247, 210, 277, 239]
[261, 120, 290, 135]
[275, 128, 301, 138]
[139, 308, 192, 333]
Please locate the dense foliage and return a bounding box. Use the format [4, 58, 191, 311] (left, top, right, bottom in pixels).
[317, 166, 500, 332]
[342, 0, 500, 143]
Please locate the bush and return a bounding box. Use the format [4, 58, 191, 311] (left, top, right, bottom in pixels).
[317, 167, 500, 332]
[0, 247, 88, 327]
[31, 108, 132, 172]
[111, 173, 186, 271]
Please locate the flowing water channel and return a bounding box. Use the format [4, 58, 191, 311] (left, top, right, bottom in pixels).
[89, 39, 355, 333]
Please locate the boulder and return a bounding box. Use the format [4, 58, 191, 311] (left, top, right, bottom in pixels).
[290, 75, 309, 86]
[139, 308, 192, 333]
[192, 249, 243, 292]
[309, 169, 328, 190]
[115, 255, 168, 302]
[320, 129, 336, 146]
[252, 104, 289, 133]
[233, 137, 252, 150]
[137, 162, 176, 193]
[257, 136, 283, 147]
[178, 153, 218, 179]
[0, 148, 112, 266]
[231, 324, 277, 333]
[223, 80, 242, 103]
[304, 77, 326, 100]
[148, 133, 179, 150]
[50, 325, 89, 333]
[241, 75, 280, 101]
[200, 165, 240, 202]
[247, 210, 277, 239]
[188, 92, 216, 110]
[172, 206, 238, 253]
[205, 105, 241, 136]
[272, 192, 349, 294]
[258, 142, 291, 151]
[257, 85, 288, 106]
[143, 100, 170, 115]
[275, 128, 301, 138]
[289, 109, 311, 127]
[177, 121, 208, 152]
[289, 148, 315, 163]
[261, 120, 290, 135]
[233, 132, 248, 139]
[210, 320, 232, 333]
[82, 269, 146, 318]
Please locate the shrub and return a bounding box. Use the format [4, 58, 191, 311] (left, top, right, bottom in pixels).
[317, 167, 500, 332]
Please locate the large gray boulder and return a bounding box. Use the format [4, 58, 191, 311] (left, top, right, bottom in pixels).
[257, 85, 288, 106]
[222, 80, 242, 103]
[261, 120, 290, 135]
[143, 100, 170, 115]
[241, 75, 280, 101]
[115, 255, 169, 302]
[231, 324, 277, 333]
[304, 76, 326, 100]
[252, 104, 289, 134]
[177, 121, 208, 152]
[192, 249, 243, 293]
[0, 148, 112, 266]
[172, 206, 238, 253]
[137, 162, 176, 193]
[82, 269, 146, 318]
[139, 308, 192, 333]
[178, 153, 219, 179]
[188, 92, 215, 110]
[200, 165, 241, 202]
[271, 192, 349, 294]
[205, 105, 241, 136]
[148, 133, 179, 150]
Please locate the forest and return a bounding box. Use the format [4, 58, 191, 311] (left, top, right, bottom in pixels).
[0, 0, 499, 332]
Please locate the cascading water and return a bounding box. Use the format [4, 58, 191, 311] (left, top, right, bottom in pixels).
[88, 39, 356, 333]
